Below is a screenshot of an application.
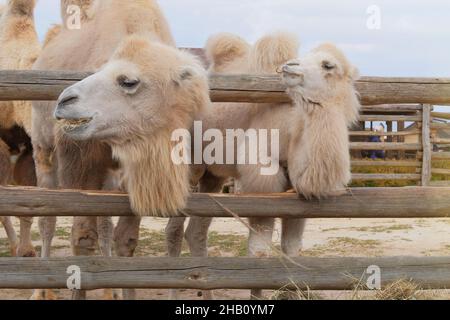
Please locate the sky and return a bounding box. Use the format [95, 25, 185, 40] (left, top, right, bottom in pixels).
[1, 0, 450, 111]
[16, 0, 449, 77]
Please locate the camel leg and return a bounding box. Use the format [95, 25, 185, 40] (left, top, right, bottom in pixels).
[17, 217, 36, 257]
[238, 164, 289, 300]
[281, 218, 306, 256]
[97, 216, 120, 300]
[184, 172, 226, 300]
[114, 216, 141, 300]
[14, 149, 37, 257]
[30, 145, 57, 300]
[71, 216, 98, 300]
[0, 140, 18, 256]
[165, 217, 186, 300]
[1, 217, 18, 256]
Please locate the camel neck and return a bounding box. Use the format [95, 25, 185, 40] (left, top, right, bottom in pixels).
[112, 133, 190, 217]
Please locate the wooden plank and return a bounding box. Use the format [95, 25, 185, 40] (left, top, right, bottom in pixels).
[0, 256, 449, 290]
[350, 142, 422, 151]
[431, 123, 450, 130]
[432, 168, 450, 176]
[429, 181, 450, 187]
[352, 174, 421, 181]
[432, 112, 450, 120]
[1, 71, 450, 105]
[351, 160, 422, 167]
[432, 138, 450, 144]
[422, 105, 432, 186]
[361, 104, 423, 113]
[350, 130, 421, 137]
[432, 152, 450, 160]
[359, 115, 421, 122]
[398, 121, 406, 159]
[0, 186, 449, 218]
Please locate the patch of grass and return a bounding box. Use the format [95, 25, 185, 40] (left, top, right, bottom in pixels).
[208, 232, 247, 257]
[355, 224, 413, 233]
[0, 238, 11, 257]
[135, 230, 248, 257]
[135, 230, 167, 256]
[55, 227, 71, 240]
[431, 160, 450, 181]
[303, 237, 382, 257]
[350, 160, 418, 187]
[322, 224, 413, 234]
[31, 230, 40, 241]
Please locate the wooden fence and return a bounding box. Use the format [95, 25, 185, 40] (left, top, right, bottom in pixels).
[0, 70, 450, 293]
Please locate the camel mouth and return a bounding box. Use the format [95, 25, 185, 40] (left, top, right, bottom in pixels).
[58, 117, 93, 132]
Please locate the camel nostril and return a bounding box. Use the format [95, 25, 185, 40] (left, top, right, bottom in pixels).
[58, 95, 79, 108]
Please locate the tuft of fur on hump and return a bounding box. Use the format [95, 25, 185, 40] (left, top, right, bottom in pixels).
[205, 33, 250, 72]
[60, 0, 96, 26]
[43, 24, 62, 48]
[4, 0, 36, 17]
[109, 35, 210, 216]
[250, 32, 299, 73]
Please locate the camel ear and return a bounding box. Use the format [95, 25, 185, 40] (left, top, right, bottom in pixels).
[349, 66, 360, 81]
[173, 66, 197, 86]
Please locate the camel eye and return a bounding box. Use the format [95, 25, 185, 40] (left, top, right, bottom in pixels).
[322, 61, 336, 71]
[117, 75, 140, 90]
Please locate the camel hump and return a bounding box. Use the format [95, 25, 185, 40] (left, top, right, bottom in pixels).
[250, 32, 299, 73]
[6, 0, 36, 17]
[205, 33, 250, 69]
[43, 25, 62, 48]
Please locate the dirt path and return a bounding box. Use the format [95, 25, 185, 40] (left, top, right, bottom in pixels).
[1, 217, 449, 300]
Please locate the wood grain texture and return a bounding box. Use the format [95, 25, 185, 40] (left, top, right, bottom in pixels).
[350, 130, 421, 137]
[351, 160, 422, 167]
[422, 105, 432, 186]
[352, 174, 421, 181]
[432, 152, 450, 160]
[0, 186, 449, 218]
[0, 256, 449, 290]
[1, 71, 450, 105]
[350, 142, 422, 151]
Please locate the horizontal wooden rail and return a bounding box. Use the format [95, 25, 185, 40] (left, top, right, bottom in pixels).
[432, 168, 450, 176]
[1, 71, 450, 105]
[431, 123, 450, 130]
[0, 186, 449, 218]
[350, 130, 421, 137]
[432, 112, 450, 120]
[432, 152, 450, 160]
[350, 142, 422, 151]
[352, 174, 421, 181]
[361, 104, 423, 113]
[359, 115, 422, 122]
[351, 160, 422, 167]
[432, 138, 450, 145]
[430, 181, 450, 187]
[0, 256, 449, 290]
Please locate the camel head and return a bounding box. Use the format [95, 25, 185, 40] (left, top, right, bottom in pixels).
[55, 35, 209, 145]
[281, 43, 360, 124]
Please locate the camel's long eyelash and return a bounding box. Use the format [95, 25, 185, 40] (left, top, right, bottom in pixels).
[322, 61, 336, 70]
[117, 75, 140, 89]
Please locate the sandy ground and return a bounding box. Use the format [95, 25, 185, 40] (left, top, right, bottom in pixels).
[1, 217, 449, 300]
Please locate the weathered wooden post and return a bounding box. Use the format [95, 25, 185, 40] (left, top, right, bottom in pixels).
[421, 104, 432, 186]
